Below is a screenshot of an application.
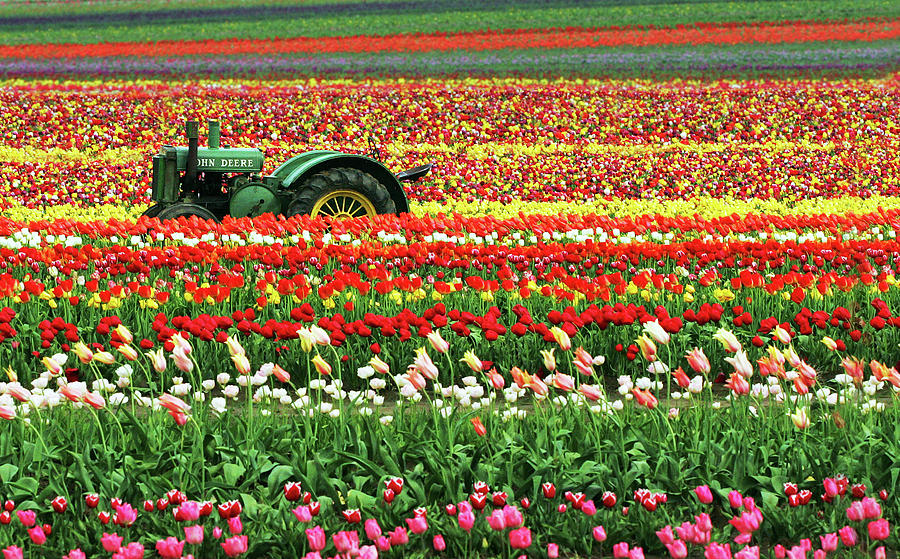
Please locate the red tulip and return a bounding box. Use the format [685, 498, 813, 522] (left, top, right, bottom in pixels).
[284, 481, 302, 502]
[541, 482, 556, 499]
[51, 496, 67, 514]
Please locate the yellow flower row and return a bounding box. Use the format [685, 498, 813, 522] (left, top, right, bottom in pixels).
[0, 138, 852, 167]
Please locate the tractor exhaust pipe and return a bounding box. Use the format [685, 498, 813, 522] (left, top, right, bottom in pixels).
[183, 120, 200, 191]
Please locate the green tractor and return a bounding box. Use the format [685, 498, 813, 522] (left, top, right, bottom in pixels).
[144, 119, 432, 221]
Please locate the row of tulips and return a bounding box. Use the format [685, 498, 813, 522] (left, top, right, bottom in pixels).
[3, 18, 899, 60]
[0, 203, 898, 240]
[4, 141, 899, 209]
[0, 478, 892, 558]
[2, 78, 896, 150]
[0, 318, 897, 555]
[0, 219, 899, 393]
[1, 77, 898, 209]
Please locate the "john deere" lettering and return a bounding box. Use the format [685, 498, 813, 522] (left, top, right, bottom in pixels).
[196, 158, 255, 169]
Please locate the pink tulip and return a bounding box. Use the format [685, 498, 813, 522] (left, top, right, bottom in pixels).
[509, 527, 531, 549]
[861, 497, 882, 519]
[666, 540, 688, 559]
[172, 349, 193, 373]
[574, 347, 595, 375]
[593, 526, 607, 542]
[115, 542, 144, 559]
[728, 491, 743, 508]
[487, 510, 506, 531]
[375, 536, 391, 551]
[630, 548, 645, 559]
[433, 534, 446, 551]
[819, 533, 837, 552]
[406, 516, 427, 534]
[334, 530, 360, 553]
[656, 525, 675, 545]
[676, 522, 697, 543]
[306, 526, 326, 551]
[774, 545, 785, 558]
[65, 550, 86, 559]
[414, 347, 439, 380]
[704, 542, 732, 559]
[813, 551, 826, 559]
[735, 546, 760, 559]
[101, 532, 123, 552]
[695, 485, 714, 504]
[458, 510, 475, 532]
[359, 545, 377, 559]
[184, 525, 204, 545]
[213, 526, 223, 539]
[2, 546, 22, 559]
[696, 513, 712, 533]
[548, 543, 559, 558]
[730, 511, 760, 534]
[686, 347, 711, 374]
[155, 537, 184, 559]
[581, 500, 596, 516]
[846, 501, 865, 521]
[426, 331, 449, 354]
[579, 384, 603, 401]
[227, 515, 243, 534]
[293, 505, 312, 523]
[27, 525, 46, 545]
[16, 510, 35, 527]
[876, 547, 886, 559]
[551, 372, 575, 392]
[868, 518, 890, 540]
[176, 501, 200, 522]
[838, 525, 857, 546]
[365, 518, 382, 540]
[613, 542, 630, 558]
[503, 505, 524, 527]
[388, 526, 408, 546]
[784, 545, 806, 559]
[221, 535, 248, 557]
[823, 478, 838, 498]
[302, 552, 321, 559]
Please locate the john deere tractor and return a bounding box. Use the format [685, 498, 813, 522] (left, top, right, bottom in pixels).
[144, 119, 432, 221]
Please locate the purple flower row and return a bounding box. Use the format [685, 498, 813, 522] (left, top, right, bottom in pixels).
[0, 42, 896, 77]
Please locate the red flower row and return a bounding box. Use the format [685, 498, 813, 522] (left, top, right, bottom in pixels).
[2, 18, 898, 59]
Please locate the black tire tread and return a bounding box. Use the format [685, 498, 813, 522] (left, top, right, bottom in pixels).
[155, 203, 219, 222]
[287, 167, 396, 217]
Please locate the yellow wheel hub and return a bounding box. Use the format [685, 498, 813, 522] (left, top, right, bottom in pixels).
[310, 190, 377, 219]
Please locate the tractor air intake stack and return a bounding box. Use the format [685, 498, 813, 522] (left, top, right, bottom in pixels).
[208, 119, 220, 149]
[183, 120, 199, 190]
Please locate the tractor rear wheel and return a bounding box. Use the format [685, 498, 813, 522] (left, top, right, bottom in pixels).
[287, 167, 395, 219]
[155, 202, 219, 222]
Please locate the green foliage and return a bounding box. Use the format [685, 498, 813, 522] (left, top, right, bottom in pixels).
[0, 0, 897, 46]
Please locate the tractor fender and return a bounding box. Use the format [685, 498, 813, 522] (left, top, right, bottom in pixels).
[272, 151, 409, 214]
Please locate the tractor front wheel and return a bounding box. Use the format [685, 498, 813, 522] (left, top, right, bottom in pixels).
[141, 204, 164, 219]
[288, 167, 396, 219]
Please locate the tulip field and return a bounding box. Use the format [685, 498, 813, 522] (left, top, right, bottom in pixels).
[1, 1, 900, 558]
